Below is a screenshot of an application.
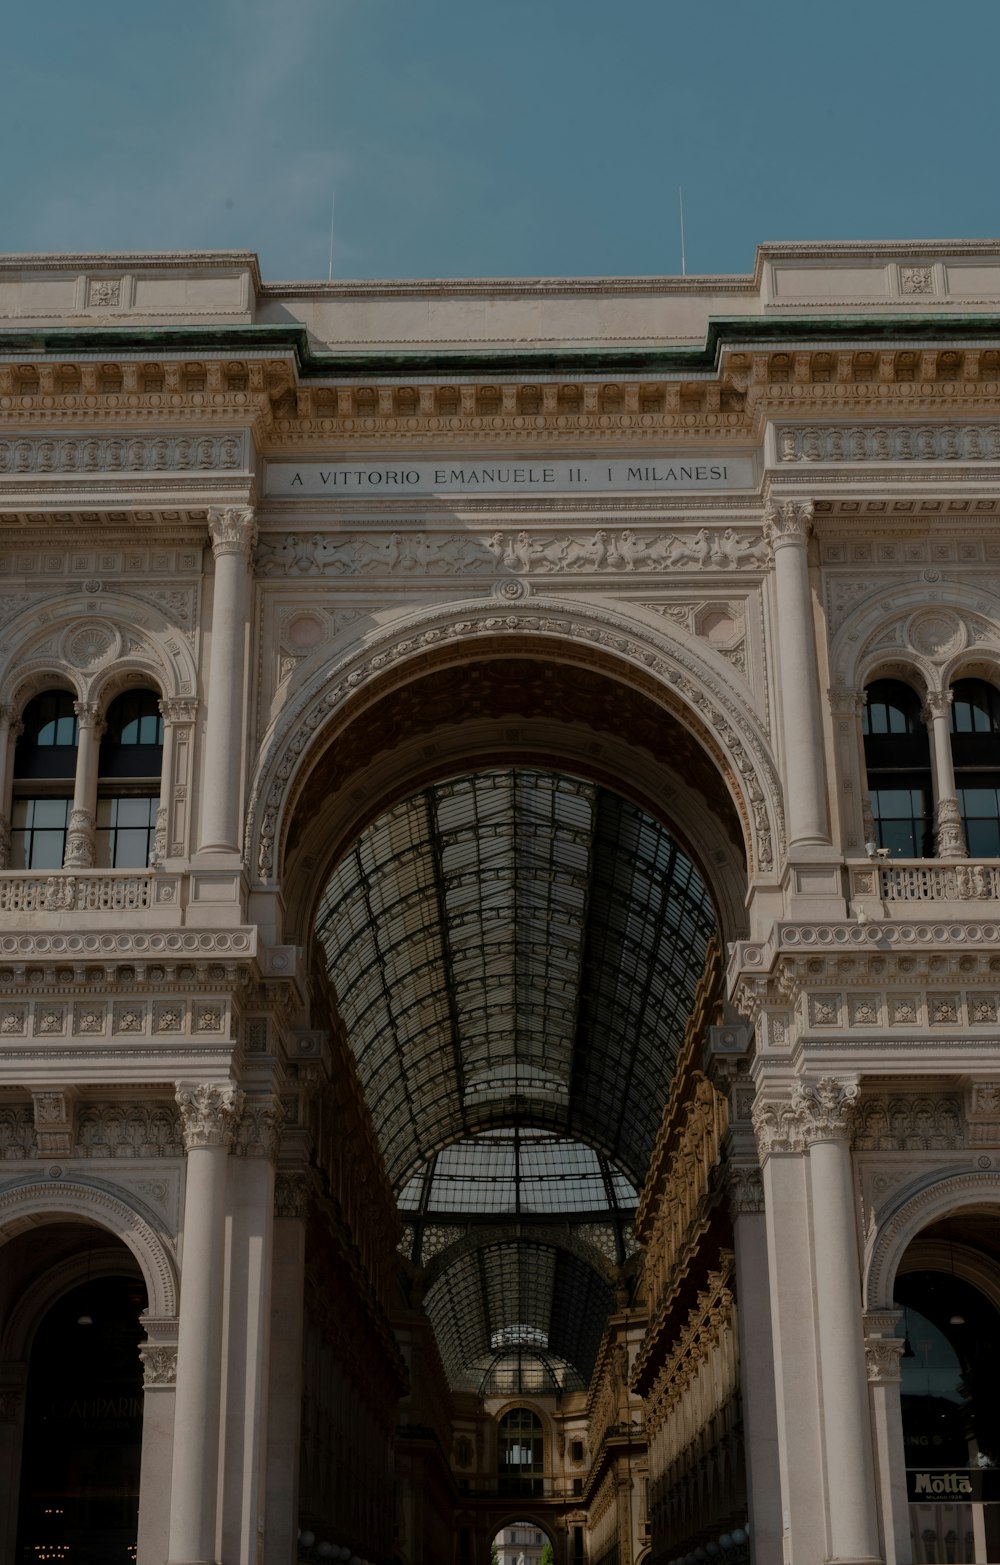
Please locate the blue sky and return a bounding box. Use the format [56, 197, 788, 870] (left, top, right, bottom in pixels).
[5, 0, 999, 281]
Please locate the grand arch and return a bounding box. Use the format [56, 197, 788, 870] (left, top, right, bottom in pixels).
[248, 596, 779, 943]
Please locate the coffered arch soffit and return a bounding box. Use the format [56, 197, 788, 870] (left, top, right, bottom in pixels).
[245, 594, 782, 916]
[0, 590, 198, 713]
[830, 580, 1000, 698]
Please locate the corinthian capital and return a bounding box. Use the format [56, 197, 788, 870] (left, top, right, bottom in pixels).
[922, 689, 954, 722]
[208, 506, 258, 559]
[175, 1082, 244, 1150]
[753, 1075, 860, 1157]
[73, 701, 106, 735]
[792, 1075, 860, 1145]
[762, 498, 814, 552]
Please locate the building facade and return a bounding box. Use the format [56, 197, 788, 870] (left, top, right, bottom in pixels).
[0, 242, 999, 1565]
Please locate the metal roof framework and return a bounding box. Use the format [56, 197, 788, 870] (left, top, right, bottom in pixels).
[316, 769, 716, 1392]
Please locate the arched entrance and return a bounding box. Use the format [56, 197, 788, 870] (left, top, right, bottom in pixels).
[0, 1188, 180, 1565]
[271, 635, 755, 1564]
[1, 1224, 146, 1565]
[867, 1174, 1000, 1564]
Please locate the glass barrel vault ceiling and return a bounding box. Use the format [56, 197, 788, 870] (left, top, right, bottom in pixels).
[315, 768, 717, 1393]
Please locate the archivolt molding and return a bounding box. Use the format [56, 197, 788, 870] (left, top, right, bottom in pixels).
[244, 594, 783, 889]
[0, 1176, 179, 1317]
[828, 578, 1000, 697]
[864, 1166, 1000, 1309]
[0, 588, 199, 711]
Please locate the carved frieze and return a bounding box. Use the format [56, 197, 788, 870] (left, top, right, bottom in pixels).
[0, 433, 246, 476]
[854, 1094, 964, 1151]
[76, 1102, 183, 1159]
[254, 526, 770, 579]
[777, 423, 1000, 464]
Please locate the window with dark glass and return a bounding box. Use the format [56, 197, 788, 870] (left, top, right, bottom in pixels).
[10, 690, 78, 868]
[96, 691, 163, 868]
[497, 1407, 544, 1497]
[950, 678, 1000, 856]
[862, 680, 933, 857]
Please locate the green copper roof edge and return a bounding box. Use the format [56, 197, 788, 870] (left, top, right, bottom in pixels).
[2, 314, 1000, 378]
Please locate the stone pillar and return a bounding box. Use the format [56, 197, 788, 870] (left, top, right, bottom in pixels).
[864, 1312, 909, 1565]
[763, 499, 830, 847]
[167, 1081, 243, 1565]
[137, 1335, 178, 1565]
[0, 705, 22, 868]
[800, 1077, 882, 1564]
[198, 507, 257, 854]
[707, 1024, 783, 1565]
[155, 698, 199, 864]
[725, 1161, 783, 1565]
[754, 1086, 830, 1565]
[264, 1172, 309, 1565]
[221, 1098, 282, 1565]
[924, 689, 967, 858]
[63, 701, 105, 868]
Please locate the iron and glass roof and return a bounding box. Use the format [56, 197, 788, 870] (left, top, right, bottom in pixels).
[315, 768, 716, 1392]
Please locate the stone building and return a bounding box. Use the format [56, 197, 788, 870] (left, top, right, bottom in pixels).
[0, 241, 999, 1565]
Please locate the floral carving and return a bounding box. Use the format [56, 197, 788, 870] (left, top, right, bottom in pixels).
[175, 1083, 243, 1151]
[208, 506, 257, 558]
[139, 1345, 177, 1387]
[753, 1077, 860, 1156]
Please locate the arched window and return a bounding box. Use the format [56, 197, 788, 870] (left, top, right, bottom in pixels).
[862, 681, 933, 857]
[96, 691, 163, 868]
[950, 678, 1000, 856]
[497, 1407, 544, 1497]
[10, 690, 78, 868]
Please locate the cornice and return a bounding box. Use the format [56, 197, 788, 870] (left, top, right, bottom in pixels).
[2, 315, 1000, 382]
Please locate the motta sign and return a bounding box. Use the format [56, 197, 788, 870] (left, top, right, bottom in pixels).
[907, 1469, 1000, 1502]
[265, 456, 755, 497]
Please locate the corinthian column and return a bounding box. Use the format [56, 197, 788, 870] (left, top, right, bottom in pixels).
[798, 1076, 882, 1564]
[924, 689, 967, 858]
[64, 702, 105, 868]
[198, 507, 257, 855]
[168, 1082, 244, 1565]
[763, 499, 830, 847]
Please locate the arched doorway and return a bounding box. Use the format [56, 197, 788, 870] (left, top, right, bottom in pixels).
[2, 1225, 147, 1565]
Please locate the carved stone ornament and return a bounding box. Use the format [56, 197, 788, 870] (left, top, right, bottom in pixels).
[0, 433, 244, 475]
[159, 697, 199, 726]
[233, 1098, 284, 1160]
[908, 609, 967, 661]
[865, 1338, 904, 1383]
[254, 525, 770, 578]
[139, 1344, 177, 1388]
[725, 1163, 765, 1218]
[762, 498, 814, 552]
[175, 1082, 244, 1151]
[62, 620, 122, 670]
[753, 1076, 860, 1157]
[274, 1170, 311, 1220]
[934, 794, 968, 859]
[775, 421, 1000, 463]
[63, 809, 95, 870]
[207, 506, 258, 559]
[0, 1388, 25, 1423]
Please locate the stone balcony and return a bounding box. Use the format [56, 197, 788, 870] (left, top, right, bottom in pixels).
[848, 858, 1000, 917]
